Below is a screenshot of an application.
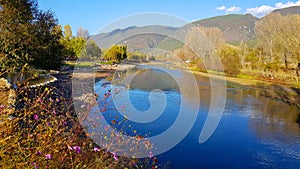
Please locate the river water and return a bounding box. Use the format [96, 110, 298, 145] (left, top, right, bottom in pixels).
[94, 64, 300, 169]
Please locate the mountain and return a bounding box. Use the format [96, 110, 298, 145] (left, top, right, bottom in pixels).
[91, 25, 178, 50]
[189, 14, 258, 43]
[272, 6, 300, 15]
[91, 14, 258, 52]
[91, 6, 299, 53]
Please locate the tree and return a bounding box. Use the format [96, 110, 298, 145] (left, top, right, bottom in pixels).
[198, 26, 225, 50]
[30, 10, 64, 69]
[63, 25, 73, 40]
[77, 27, 90, 40]
[60, 25, 86, 59]
[255, 12, 300, 74]
[0, 0, 64, 71]
[80, 40, 101, 59]
[70, 38, 86, 57]
[0, 0, 37, 71]
[104, 45, 127, 62]
[218, 44, 242, 76]
[184, 27, 225, 70]
[255, 13, 281, 64]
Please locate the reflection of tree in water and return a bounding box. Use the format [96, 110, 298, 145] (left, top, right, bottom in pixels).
[112, 67, 217, 108]
[128, 68, 180, 91]
[227, 88, 300, 140]
[227, 88, 300, 161]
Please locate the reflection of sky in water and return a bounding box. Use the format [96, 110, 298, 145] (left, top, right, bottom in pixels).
[93, 66, 300, 169]
[95, 79, 181, 137]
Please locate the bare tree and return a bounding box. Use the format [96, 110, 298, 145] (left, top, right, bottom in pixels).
[77, 27, 90, 40]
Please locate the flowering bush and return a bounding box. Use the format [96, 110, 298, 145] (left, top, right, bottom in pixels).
[0, 84, 157, 168]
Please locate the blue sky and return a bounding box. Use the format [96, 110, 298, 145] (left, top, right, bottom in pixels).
[39, 0, 300, 35]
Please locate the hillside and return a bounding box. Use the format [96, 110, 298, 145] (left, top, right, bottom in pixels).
[272, 6, 300, 15]
[91, 14, 258, 52]
[91, 25, 178, 50]
[190, 14, 258, 43]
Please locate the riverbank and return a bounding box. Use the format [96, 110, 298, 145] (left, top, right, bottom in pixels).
[71, 63, 136, 80]
[0, 64, 151, 168]
[146, 61, 300, 108]
[192, 69, 300, 107]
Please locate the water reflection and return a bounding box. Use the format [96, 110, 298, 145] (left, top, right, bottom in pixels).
[94, 65, 300, 168]
[125, 68, 179, 91]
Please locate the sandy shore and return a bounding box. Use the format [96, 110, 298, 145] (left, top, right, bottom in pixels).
[72, 63, 136, 79]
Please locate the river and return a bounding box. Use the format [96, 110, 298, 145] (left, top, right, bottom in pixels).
[93, 63, 300, 169]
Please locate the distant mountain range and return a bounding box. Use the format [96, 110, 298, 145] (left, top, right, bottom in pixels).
[91, 6, 300, 52]
[91, 25, 178, 50]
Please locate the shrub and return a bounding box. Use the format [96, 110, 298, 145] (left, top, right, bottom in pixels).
[0, 84, 157, 168]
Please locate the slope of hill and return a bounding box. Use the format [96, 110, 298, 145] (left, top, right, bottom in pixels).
[118, 33, 168, 51]
[272, 6, 300, 15]
[91, 25, 178, 49]
[190, 14, 258, 43]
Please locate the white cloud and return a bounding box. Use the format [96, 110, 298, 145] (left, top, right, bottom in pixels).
[216, 5, 241, 14]
[275, 0, 300, 8]
[226, 6, 242, 13]
[246, 5, 274, 17]
[216, 6, 226, 10]
[246, 0, 300, 17]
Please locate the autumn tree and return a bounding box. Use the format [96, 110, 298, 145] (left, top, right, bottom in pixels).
[104, 45, 127, 63]
[218, 44, 242, 76]
[60, 25, 86, 59]
[255, 12, 300, 73]
[184, 26, 225, 70]
[255, 13, 281, 64]
[0, 0, 64, 71]
[63, 25, 73, 40]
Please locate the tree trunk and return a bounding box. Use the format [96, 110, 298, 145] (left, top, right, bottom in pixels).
[284, 53, 288, 69]
[296, 62, 300, 77]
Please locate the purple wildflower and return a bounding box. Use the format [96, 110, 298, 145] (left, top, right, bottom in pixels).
[36, 151, 42, 155]
[45, 154, 52, 159]
[52, 110, 57, 114]
[47, 122, 52, 127]
[62, 120, 67, 126]
[112, 152, 118, 161]
[38, 98, 43, 103]
[33, 114, 39, 121]
[73, 146, 81, 153]
[94, 147, 100, 152]
[31, 162, 39, 169]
